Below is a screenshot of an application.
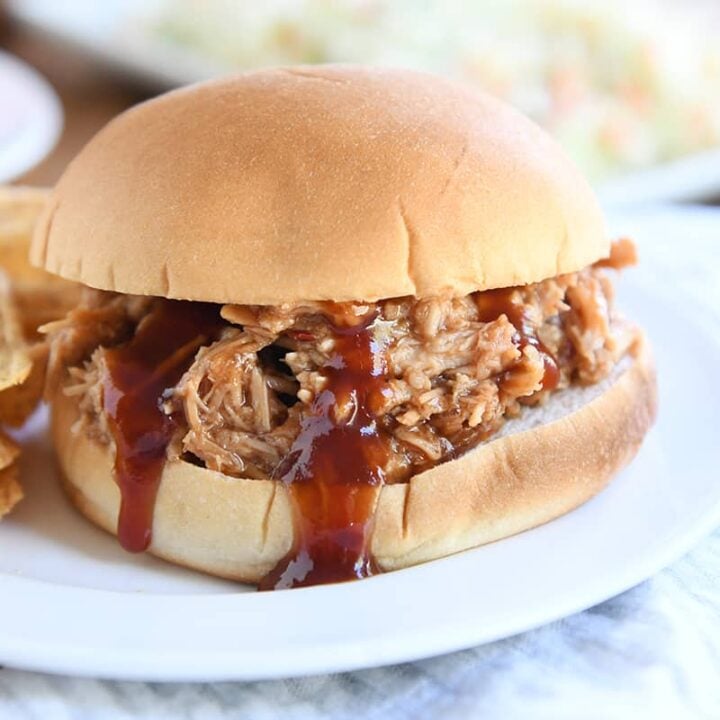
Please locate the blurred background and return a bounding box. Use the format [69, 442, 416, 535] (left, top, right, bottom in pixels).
[1, 0, 719, 204]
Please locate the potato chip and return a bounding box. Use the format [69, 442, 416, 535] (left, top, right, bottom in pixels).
[0, 463, 23, 519]
[0, 271, 32, 391]
[0, 342, 48, 427]
[0, 186, 82, 338]
[0, 267, 49, 427]
[0, 187, 66, 519]
[0, 185, 48, 235]
[0, 429, 20, 470]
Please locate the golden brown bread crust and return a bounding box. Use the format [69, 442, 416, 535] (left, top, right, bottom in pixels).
[0, 464, 23, 519]
[31, 66, 607, 304]
[51, 335, 656, 584]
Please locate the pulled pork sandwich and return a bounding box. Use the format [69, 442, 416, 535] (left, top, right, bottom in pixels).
[31, 66, 656, 589]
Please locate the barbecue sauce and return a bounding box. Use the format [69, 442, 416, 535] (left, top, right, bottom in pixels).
[102, 301, 221, 552]
[475, 288, 559, 391]
[259, 314, 390, 590]
[100, 288, 563, 585]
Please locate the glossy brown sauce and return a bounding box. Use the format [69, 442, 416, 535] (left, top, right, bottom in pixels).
[100, 289, 564, 586]
[102, 301, 221, 552]
[475, 288, 559, 391]
[259, 313, 390, 590]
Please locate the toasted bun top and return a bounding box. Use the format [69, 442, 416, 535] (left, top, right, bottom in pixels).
[32, 65, 608, 304]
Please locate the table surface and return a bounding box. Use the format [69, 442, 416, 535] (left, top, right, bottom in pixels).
[1, 21, 719, 720]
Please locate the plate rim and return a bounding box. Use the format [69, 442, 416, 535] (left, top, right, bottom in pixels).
[1, 496, 719, 682]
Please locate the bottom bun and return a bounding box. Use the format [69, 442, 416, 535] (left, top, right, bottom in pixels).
[51, 335, 656, 584]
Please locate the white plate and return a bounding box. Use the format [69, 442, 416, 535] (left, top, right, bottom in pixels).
[0, 50, 62, 182]
[1, 208, 720, 682]
[598, 149, 720, 206]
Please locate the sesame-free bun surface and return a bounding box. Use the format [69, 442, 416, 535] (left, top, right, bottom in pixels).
[32, 65, 608, 305]
[51, 337, 656, 584]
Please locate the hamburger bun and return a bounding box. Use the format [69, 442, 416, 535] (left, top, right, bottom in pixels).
[32, 65, 607, 304]
[51, 335, 656, 583]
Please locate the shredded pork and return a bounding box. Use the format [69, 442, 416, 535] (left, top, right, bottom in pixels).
[48, 252, 638, 483]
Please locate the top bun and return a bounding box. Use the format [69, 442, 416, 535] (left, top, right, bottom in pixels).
[31, 65, 608, 304]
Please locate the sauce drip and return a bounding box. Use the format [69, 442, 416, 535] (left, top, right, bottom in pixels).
[259, 314, 390, 590]
[102, 301, 221, 552]
[475, 288, 559, 391]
